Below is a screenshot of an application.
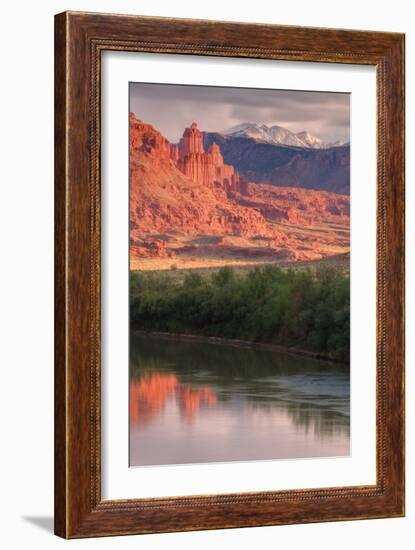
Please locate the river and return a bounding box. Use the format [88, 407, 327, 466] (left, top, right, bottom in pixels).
[130, 333, 350, 466]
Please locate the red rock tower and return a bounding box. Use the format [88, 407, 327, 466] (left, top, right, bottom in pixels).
[179, 122, 205, 156]
[208, 143, 224, 166]
[208, 142, 240, 191]
[172, 122, 242, 191]
[170, 143, 179, 163]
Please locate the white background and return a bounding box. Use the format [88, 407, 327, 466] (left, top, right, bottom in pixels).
[102, 52, 376, 499]
[0, 0, 412, 548]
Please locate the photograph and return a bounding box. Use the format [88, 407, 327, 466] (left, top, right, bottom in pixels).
[129, 83, 351, 466]
[50, 8, 404, 540]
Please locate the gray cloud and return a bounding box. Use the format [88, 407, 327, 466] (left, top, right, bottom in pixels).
[130, 82, 350, 144]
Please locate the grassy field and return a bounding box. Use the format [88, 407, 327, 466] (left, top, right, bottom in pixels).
[130, 217, 350, 273]
[131, 252, 350, 284]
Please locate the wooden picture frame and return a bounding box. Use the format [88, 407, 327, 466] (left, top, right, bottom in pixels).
[54, 11, 405, 538]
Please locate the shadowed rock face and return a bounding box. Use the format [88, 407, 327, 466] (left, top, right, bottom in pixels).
[129, 114, 350, 265]
[203, 132, 350, 195]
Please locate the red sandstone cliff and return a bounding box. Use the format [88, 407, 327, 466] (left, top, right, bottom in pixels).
[129, 113, 350, 264]
[129, 114, 268, 257]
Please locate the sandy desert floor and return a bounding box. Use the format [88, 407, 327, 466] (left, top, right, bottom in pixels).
[130, 220, 350, 273]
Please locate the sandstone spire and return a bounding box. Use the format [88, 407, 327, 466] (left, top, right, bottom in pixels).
[179, 122, 205, 156]
[175, 124, 241, 190]
[170, 143, 179, 163]
[208, 143, 224, 166]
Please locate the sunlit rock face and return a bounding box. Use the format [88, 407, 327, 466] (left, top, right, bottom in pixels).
[175, 122, 240, 190]
[129, 113, 350, 266]
[179, 122, 205, 155]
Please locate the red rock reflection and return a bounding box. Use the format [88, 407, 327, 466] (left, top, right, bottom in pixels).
[130, 373, 217, 425]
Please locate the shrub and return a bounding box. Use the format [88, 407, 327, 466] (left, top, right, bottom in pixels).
[130, 265, 350, 361]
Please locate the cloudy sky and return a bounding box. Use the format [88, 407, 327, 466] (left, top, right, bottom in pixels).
[130, 82, 350, 144]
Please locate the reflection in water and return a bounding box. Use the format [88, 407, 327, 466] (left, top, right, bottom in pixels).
[130, 373, 217, 424]
[130, 334, 350, 466]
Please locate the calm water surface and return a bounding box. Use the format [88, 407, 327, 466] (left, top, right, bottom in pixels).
[130, 334, 350, 466]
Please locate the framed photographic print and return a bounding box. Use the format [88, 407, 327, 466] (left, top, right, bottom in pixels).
[54, 11, 405, 538]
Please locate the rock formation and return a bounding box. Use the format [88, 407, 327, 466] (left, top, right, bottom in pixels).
[179, 122, 204, 155]
[130, 113, 171, 160]
[169, 143, 179, 163]
[129, 113, 350, 266]
[129, 114, 268, 258]
[175, 122, 241, 190]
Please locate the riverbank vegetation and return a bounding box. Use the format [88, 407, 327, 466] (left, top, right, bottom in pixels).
[130, 265, 350, 362]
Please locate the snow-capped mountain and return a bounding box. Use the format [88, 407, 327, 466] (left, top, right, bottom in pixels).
[295, 131, 325, 148]
[225, 123, 305, 147]
[225, 122, 346, 149]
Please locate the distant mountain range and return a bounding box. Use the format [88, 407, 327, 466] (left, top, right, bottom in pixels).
[203, 132, 350, 195]
[225, 122, 347, 150]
